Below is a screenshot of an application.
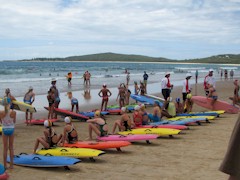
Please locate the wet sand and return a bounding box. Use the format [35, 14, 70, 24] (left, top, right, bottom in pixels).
[1, 79, 239, 180]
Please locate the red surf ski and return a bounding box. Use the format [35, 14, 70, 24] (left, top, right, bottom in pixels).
[25, 119, 59, 125]
[192, 96, 239, 114]
[44, 107, 89, 120]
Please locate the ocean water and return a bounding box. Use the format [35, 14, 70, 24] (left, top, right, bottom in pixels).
[0, 61, 239, 97]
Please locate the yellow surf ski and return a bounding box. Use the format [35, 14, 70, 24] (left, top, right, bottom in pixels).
[118, 128, 181, 136]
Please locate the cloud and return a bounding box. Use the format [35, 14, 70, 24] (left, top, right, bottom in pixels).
[0, 0, 239, 60]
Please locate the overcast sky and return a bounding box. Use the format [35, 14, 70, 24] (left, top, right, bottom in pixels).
[0, 0, 239, 60]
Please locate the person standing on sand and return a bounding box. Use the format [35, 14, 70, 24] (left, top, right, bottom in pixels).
[195, 70, 198, 84]
[143, 71, 149, 93]
[85, 71, 91, 86]
[182, 73, 192, 108]
[161, 72, 173, 101]
[98, 84, 112, 111]
[126, 72, 130, 85]
[230, 70, 234, 80]
[66, 72, 72, 86]
[47, 89, 55, 119]
[203, 69, 216, 96]
[139, 81, 145, 95]
[23, 86, 35, 125]
[116, 83, 126, 108]
[219, 114, 240, 180]
[50, 78, 60, 119]
[232, 80, 240, 106]
[0, 97, 16, 169]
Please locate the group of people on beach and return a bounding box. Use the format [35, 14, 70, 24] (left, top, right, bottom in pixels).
[0, 67, 239, 178]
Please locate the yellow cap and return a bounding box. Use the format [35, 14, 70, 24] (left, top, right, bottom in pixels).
[95, 110, 101, 117]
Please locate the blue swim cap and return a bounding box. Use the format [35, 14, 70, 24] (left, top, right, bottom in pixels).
[0, 163, 5, 175]
[176, 98, 180, 103]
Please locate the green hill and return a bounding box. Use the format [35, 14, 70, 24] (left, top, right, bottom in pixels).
[22, 52, 240, 64]
[183, 54, 240, 64]
[28, 52, 172, 62]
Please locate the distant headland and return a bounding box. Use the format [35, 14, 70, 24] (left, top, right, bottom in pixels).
[19, 52, 240, 64]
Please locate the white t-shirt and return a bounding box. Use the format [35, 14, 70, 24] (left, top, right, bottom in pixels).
[182, 79, 191, 93]
[161, 77, 171, 89]
[204, 75, 216, 89]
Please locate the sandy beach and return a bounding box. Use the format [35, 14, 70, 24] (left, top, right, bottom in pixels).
[1, 79, 239, 180]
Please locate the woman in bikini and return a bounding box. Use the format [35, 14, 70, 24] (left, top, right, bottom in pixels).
[33, 120, 62, 154]
[98, 84, 112, 111]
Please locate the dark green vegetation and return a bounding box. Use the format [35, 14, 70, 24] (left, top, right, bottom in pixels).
[21, 52, 240, 64]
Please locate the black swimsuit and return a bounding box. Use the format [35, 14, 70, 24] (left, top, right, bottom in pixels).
[67, 125, 78, 143]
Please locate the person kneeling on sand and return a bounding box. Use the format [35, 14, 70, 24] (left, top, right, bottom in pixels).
[140, 104, 149, 125]
[148, 101, 162, 122]
[133, 105, 143, 127]
[33, 120, 62, 154]
[161, 97, 176, 118]
[112, 107, 134, 134]
[86, 111, 108, 140]
[232, 80, 240, 106]
[67, 92, 79, 113]
[207, 83, 218, 110]
[184, 93, 193, 113]
[61, 117, 78, 146]
[175, 98, 184, 114]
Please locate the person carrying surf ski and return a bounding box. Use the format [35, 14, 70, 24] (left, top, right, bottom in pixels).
[24, 86, 35, 125]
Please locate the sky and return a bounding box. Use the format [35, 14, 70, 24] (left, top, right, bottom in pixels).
[0, 0, 240, 60]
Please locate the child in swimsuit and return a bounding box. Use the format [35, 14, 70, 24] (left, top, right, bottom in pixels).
[86, 111, 108, 140]
[112, 107, 134, 134]
[24, 86, 35, 125]
[33, 120, 62, 154]
[207, 84, 218, 110]
[233, 80, 240, 106]
[0, 97, 16, 169]
[133, 105, 143, 127]
[134, 81, 140, 95]
[61, 117, 78, 145]
[175, 98, 184, 114]
[140, 104, 149, 125]
[98, 84, 112, 111]
[67, 92, 79, 113]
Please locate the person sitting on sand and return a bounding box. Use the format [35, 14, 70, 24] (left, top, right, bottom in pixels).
[47, 89, 55, 119]
[23, 86, 35, 125]
[0, 97, 16, 169]
[133, 105, 143, 127]
[116, 83, 126, 108]
[98, 84, 112, 111]
[140, 104, 149, 125]
[232, 80, 240, 106]
[67, 92, 79, 113]
[33, 120, 62, 154]
[134, 81, 140, 95]
[112, 107, 134, 134]
[61, 117, 78, 146]
[148, 101, 162, 122]
[175, 98, 184, 114]
[184, 93, 193, 113]
[161, 97, 176, 118]
[207, 83, 218, 110]
[86, 111, 108, 140]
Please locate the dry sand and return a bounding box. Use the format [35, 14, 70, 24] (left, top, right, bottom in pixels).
[1, 79, 239, 180]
